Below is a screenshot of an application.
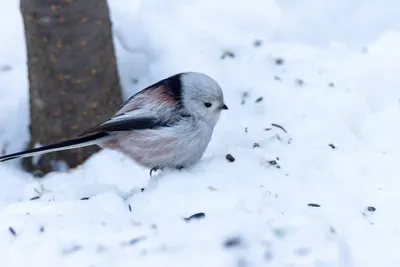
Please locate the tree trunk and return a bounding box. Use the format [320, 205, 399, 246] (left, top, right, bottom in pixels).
[20, 0, 122, 175]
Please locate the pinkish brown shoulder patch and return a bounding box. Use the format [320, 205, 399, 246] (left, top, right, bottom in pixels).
[143, 85, 177, 107]
[114, 85, 176, 117]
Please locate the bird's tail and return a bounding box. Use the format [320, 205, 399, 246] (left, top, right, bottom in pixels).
[0, 132, 109, 162]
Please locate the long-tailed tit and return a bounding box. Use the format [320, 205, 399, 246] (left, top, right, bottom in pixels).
[0, 72, 228, 176]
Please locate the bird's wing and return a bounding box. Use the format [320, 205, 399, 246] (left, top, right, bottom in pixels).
[79, 84, 188, 136]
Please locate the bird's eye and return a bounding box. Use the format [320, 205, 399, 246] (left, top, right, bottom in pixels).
[204, 103, 212, 108]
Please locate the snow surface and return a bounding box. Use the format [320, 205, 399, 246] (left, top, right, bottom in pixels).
[1, 0, 400, 266]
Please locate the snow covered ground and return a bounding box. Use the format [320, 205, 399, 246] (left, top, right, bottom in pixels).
[1, 0, 400, 266]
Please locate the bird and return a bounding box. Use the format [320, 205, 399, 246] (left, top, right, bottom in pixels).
[0, 72, 228, 176]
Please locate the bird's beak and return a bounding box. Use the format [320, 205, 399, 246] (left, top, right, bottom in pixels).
[220, 104, 228, 110]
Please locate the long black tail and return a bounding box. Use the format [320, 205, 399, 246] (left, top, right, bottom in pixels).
[0, 132, 109, 162]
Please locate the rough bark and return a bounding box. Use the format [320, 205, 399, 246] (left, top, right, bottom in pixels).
[20, 0, 122, 175]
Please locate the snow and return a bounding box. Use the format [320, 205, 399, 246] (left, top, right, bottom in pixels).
[0, 0, 400, 266]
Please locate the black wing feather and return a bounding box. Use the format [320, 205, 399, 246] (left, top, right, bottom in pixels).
[86, 117, 173, 133]
[0, 132, 108, 162]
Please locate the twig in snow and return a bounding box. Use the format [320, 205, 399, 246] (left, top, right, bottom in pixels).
[253, 143, 260, 148]
[255, 97, 263, 103]
[127, 236, 147, 246]
[224, 237, 242, 248]
[221, 50, 235, 60]
[307, 203, 321, 207]
[241, 92, 249, 105]
[184, 212, 206, 222]
[271, 123, 287, 133]
[8, 227, 17, 236]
